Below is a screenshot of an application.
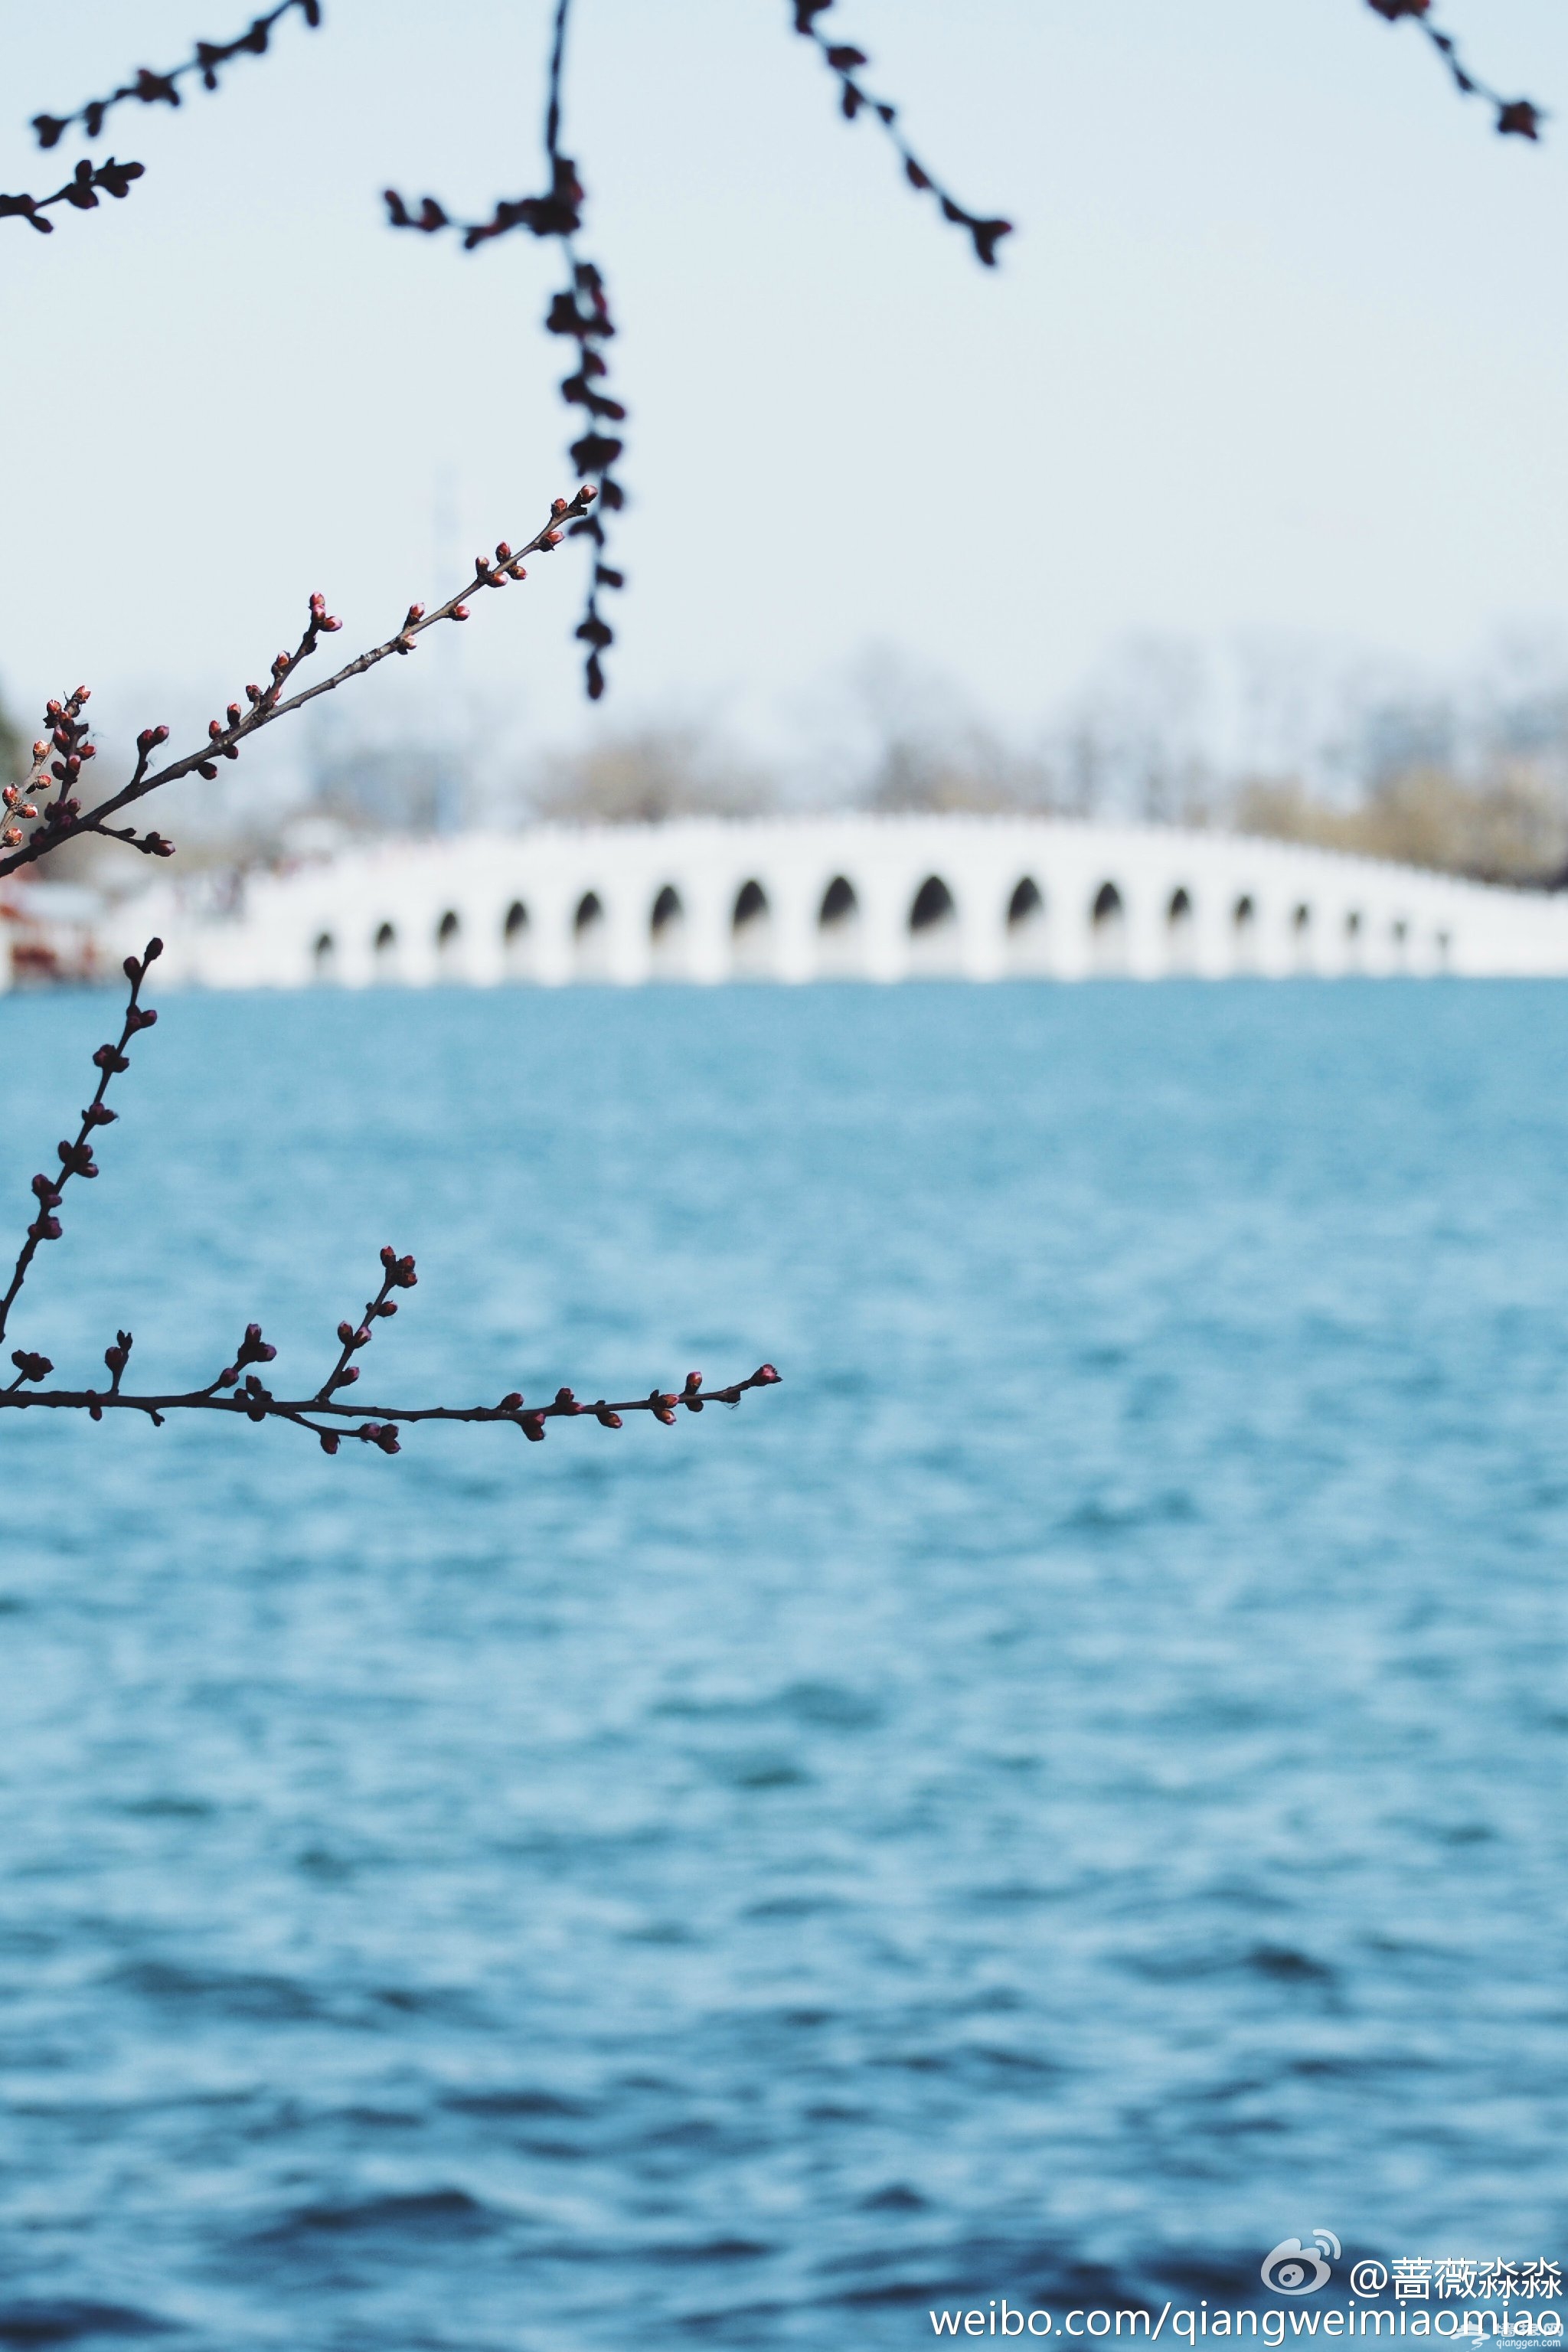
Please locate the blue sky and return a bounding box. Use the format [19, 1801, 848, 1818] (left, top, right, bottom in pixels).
[3, 0, 1566, 786]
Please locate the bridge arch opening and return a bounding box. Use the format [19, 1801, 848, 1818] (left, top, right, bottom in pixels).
[908, 874, 961, 975]
[817, 874, 862, 978]
[733, 879, 769, 930]
[501, 899, 532, 981]
[1003, 874, 1048, 975]
[1089, 880, 1127, 975]
[1230, 892, 1260, 975]
[819, 875, 858, 927]
[910, 875, 956, 933]
[1289, 901, 1314, 974]
[1165, 885, 1197, 975]
[371, 920, 399, 984]
[649, 883, 688, 978]
[312, 930, 337, 982]
[731, 878, 774, 979]
[573, 890, 609, 980]
[434, 907, 464, 981]
[1008, 876, 1044, 928]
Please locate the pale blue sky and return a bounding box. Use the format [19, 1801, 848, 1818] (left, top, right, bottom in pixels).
[3, 1, 1566, 785]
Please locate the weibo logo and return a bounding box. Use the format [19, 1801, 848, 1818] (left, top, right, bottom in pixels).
[1261, 2233, 1341, 2295]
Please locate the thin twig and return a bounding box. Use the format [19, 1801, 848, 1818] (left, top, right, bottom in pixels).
[384, 0, 628, 700]
[0, 942, 162, 1350]
[0, 1366, 783, 1455]
[791, 2, 1012, 267]
[0, 158, 145, 234]
[1365, 0, 1544, 139]
[31, 0, 322, 150]
[0, 941, 782, 1455]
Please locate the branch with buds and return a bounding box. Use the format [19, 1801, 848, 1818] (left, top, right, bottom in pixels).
[1364, 0, 1544, 139]
[31, 0, 321, 150]
[0, 156, 145, 235]
[386, 0, 626, 700]
[791, 2, 1013, 266]
[0, 487, 597, 882]
[0, 946, 782, 1455]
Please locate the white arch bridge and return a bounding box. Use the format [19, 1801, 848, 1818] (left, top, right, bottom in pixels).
[121, 815, 1568, 987]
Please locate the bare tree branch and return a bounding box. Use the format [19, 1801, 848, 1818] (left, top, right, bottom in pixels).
[30, 0, 321, 150]
[790, 2, 1013, 267]
[0, 947, 159, 1350]
[385, 0, 627, 700]
[1364, 0, 1544, 139]
[0, 156, 145, 234]
[0, 487, 598, 882]
[0, 943, 782, 1456]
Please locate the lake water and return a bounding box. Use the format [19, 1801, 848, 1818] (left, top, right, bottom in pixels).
[0, 980, 1565, 2350]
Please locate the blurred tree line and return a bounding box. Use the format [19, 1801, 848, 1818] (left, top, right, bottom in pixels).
[518, 638, 1568, 887]
[11, 634, 1568, 889]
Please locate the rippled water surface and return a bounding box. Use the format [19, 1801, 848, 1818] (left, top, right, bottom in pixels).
[1, 980, 1565, 2350]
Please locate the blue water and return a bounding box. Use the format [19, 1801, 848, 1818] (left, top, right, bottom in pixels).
[0, 981, 1565, 2350]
